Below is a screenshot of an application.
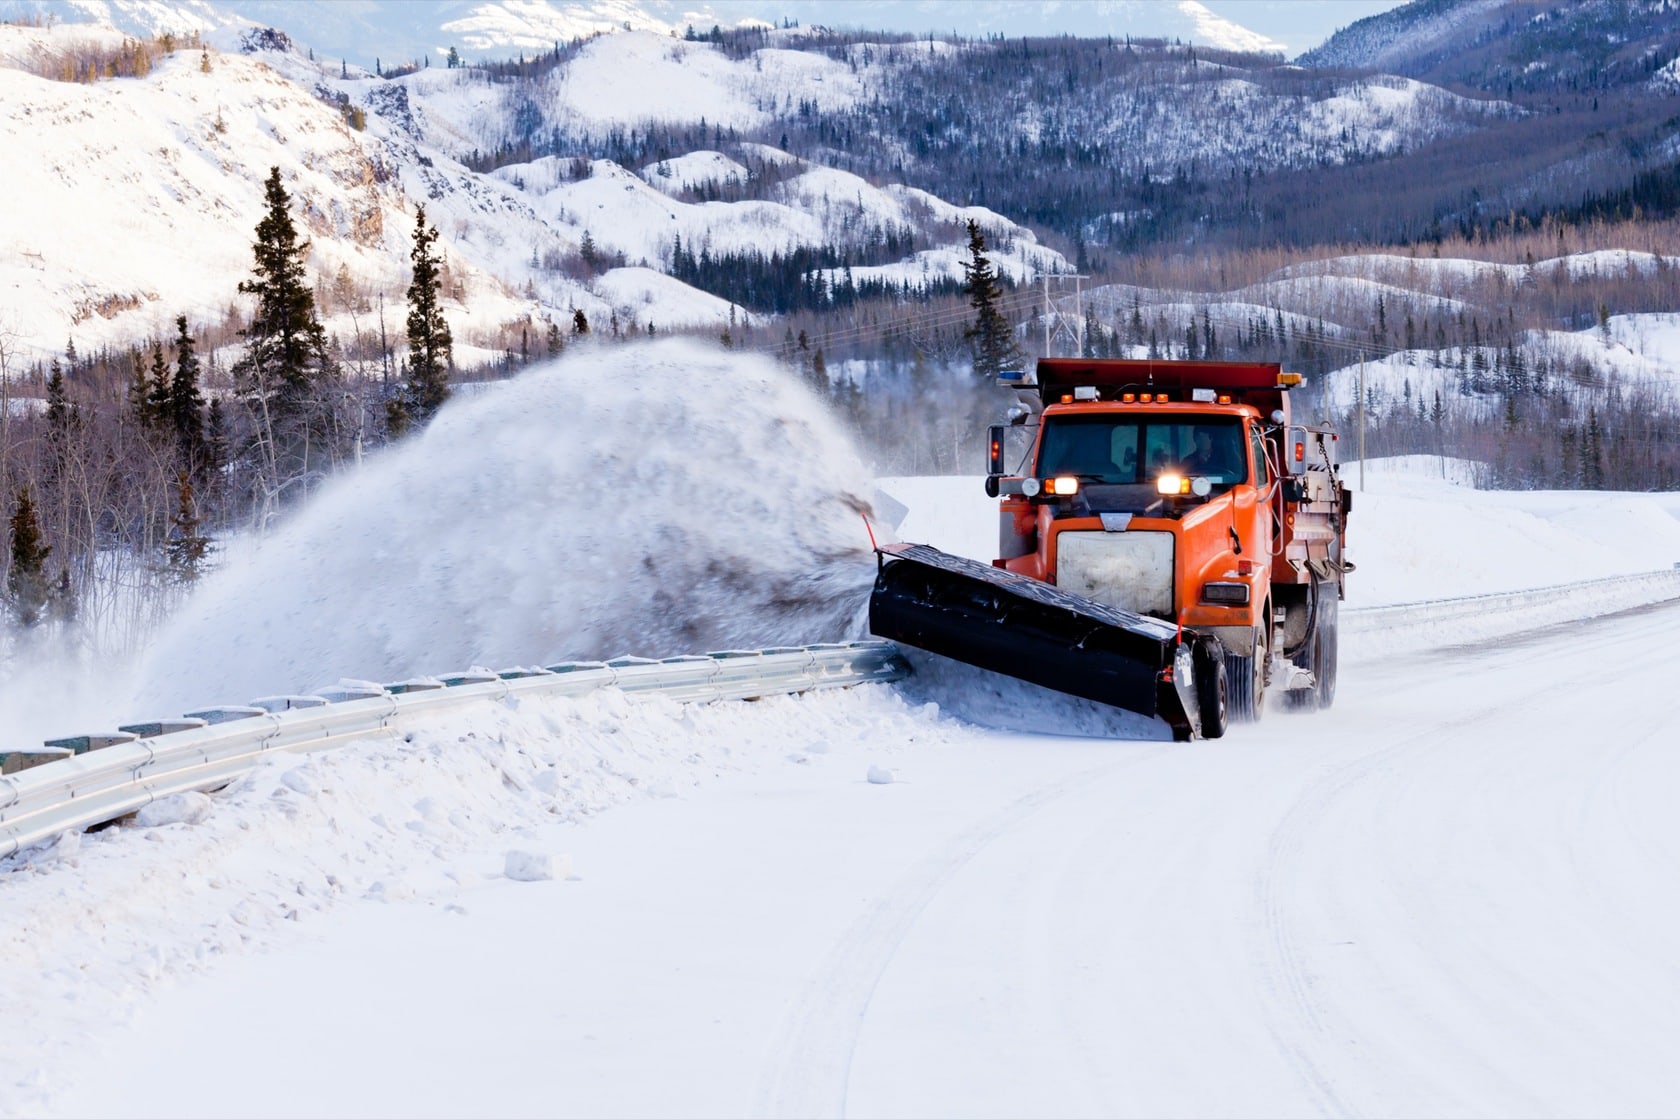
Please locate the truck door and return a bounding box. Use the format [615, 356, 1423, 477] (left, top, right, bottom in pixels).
[1239, 422, 1274, 557]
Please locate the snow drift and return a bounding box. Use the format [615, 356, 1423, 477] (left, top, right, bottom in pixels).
[127, 339, 878, 714]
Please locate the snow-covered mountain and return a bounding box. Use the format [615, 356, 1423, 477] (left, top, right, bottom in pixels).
[0, 20, 1065, 362]
[0, 0, 1291, 68]
[1300, 0, 1680, 95]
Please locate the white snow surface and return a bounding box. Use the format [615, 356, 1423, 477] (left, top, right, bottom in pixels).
[5, 451, 1680, 1116]
[551, 30, 869, 130]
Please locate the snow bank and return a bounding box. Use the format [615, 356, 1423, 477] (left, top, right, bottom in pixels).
[125, 340, 879, 716]
[0, 681, 951, 1116]
[1341, 463, 1680, 606]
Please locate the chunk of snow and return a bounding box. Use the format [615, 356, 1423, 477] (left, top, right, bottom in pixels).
[505, 850, 570, 881]
[866, 765, 895, 785]
[135, 792, 215, 828]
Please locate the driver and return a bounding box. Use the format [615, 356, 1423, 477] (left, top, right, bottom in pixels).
[1183, 426, 1231, 474]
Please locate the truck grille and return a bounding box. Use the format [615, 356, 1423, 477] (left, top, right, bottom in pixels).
[1055, 531, 1175, 618]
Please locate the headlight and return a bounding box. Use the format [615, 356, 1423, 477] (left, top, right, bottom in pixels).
[1202, 581, 1251, 605]
[1049, 476, 1080, 496]
[1156, 473, 1186, 496]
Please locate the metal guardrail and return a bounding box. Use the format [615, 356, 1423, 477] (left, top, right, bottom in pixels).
[1343, 568, 1680, 630]
[7, 569, 1676, 860]
[0, 641, 908, 860]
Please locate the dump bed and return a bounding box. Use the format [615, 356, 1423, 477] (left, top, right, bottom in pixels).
[1029, 359, 1292, 422]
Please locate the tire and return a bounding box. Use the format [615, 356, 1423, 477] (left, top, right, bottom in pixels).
[1193, 635, 1228, 739]
[1283, 580, 1338, 712]
[1315, 584, 1339, 710]
[1282, 625, 1320, 712]
[1224, 623, 1267, 723]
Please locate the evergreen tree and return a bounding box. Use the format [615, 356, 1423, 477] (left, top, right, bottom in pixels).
[810, 347, 828, 394]
[165, 471, 210, 583]
[43, 360, 77, 492]
[144, 345, 171, 426]
[6, 487, 50, 628]
[168, 315, 206, 468]
[1583, 407, 1605, 489]
[403, 206, 453, 426]
[961, 219, 1018, 378]
[45, 360, 72, 434]
[233, 166, 337, 497]
[127, 347, 161, 427]
[205, 398, 228, 478]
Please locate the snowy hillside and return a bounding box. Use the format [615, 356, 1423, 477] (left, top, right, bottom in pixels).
[1297, 0, 1507, 72]
[0, 22, 1077, 363]
[0, 22, 581, 361]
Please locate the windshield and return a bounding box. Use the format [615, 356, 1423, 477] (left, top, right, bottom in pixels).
[1037, 414, 1248, 486]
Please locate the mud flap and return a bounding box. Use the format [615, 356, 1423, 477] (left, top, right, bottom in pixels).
[869, 543, 1203, 739]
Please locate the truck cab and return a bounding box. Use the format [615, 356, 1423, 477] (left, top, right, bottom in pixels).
[987, 359, 1349, 720]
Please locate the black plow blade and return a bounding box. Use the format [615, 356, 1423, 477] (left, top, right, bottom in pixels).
[869, 543, 1202, 739]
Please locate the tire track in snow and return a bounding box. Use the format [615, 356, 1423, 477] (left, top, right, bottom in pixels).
[752, 749, 1167, 1119]
[1252, 602, 1680, 1117]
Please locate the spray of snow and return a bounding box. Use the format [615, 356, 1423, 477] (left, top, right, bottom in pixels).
[125, 339, 878, 716]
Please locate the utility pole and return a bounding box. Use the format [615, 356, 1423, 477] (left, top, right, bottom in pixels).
[1358, 352, 1366, 492]
[1042, 274, 1051, 356]
[1040, 272, 1087, 358]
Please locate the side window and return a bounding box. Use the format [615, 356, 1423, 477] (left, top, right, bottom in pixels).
[1250, 426, 1270, 485]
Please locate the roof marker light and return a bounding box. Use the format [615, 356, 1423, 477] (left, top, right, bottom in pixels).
[1121, 392, 1136, 403]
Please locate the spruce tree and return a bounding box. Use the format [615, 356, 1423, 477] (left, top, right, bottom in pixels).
[7, 487, 50, 628]
[144, 345, 171, 427]
[404, 206, 453, 425]
[168, 315, 206, 468]
[166, 471, 210, 583]
[127, 347, 160, 427]
[233, 166, 337, 495]
[45, 360, 71, 433]
[962, 219, 1019, 378]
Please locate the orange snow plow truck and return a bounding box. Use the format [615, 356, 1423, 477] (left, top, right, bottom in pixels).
[870, 358, 1351, 740]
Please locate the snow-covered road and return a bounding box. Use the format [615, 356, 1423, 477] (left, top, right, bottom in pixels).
[44, 595, 1680, 1119]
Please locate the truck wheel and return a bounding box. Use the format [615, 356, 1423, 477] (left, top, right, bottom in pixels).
[1283, 627, 1321, 712]
[1315, 584, 1339, 710]
[1284, 581, 1338, 712]
[1193, 636, 1228, 739]
[1224, 624, 1267, 722]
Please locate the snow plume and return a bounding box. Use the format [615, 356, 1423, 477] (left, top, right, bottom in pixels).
[127, 339, 878, 715]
